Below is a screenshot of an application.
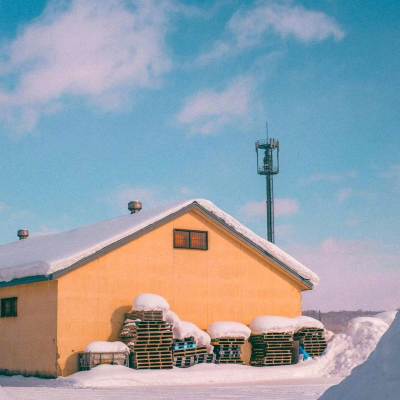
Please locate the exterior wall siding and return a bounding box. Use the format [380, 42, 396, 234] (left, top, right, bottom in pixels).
[56, 210, 304, 376]
[0, 281, 58, 378]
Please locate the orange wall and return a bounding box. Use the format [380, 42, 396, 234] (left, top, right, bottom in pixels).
[0, 281, 58, 377]
[57, 210, 305, 376]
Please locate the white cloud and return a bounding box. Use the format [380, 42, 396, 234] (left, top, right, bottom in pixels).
[299, 170, 357, 186]
[286, 237, 400, 311]
[336, 187, 353, 203]
[177, 76, 254, 134]
[198, 2, 344, 64]
[275, 198, 299, 216]
[0, 0, 171, 132]
[240, 198, 299, 217]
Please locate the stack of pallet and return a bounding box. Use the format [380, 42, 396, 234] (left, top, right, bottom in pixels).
[118, 310, 173, 369]
[249, 332, 293, 366]
[172, 339, 209, 368]
[211, 338, 245, 364]
[293, 327, 327, 357]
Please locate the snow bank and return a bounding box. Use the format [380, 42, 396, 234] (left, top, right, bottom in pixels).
[314, 317, 389, 377]
[132, 293, 169, 312]
[319, 313, 400, 399]
[373, 310, 397, 326]
[0, 199, 318, 285]
[207, 321, 251, 339]
[164, 310, 180, 327]
[173, 321, 211, 348]
[84, 341, 129, 353]
[250, 315, 323, 334]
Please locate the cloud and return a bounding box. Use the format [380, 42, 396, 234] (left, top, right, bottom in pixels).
[198, 2, 344, 64]
[299, 170, 357, 186]
[240, 198, 299, 217]
[275, 198, 299, 216]
[176, 76, 254, 134]
[286, 237, 400, 311]
[0, 0, 172, 133]
[336, 187, 353, 203]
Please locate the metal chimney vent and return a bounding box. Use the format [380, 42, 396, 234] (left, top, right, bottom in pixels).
[128, 201, 142, 214]
[17, 229, 29, 240]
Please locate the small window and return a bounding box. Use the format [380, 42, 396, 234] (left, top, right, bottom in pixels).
[1, 297, 17, 318]
[174, 229, 208, 250]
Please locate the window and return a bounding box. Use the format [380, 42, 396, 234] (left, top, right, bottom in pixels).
[174, 229, 208, 250]
[1, 297, 17, 318]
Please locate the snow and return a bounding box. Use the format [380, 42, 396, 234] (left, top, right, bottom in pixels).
[164, 310, 180, 327]
[207, 321, 251, 339]
[132, 293, 169, 312]
[0, 199, 318, 285]
[84, 341, 129, 353]
[250, 315, 323, 334]
[373, 310, 397, 326]
[319, 312, 400, 399]
[173, 321, 211, 348]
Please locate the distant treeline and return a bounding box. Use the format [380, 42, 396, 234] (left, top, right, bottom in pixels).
[303, 310, 384, 333]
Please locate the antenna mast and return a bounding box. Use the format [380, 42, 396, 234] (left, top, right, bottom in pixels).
[255, 124, 280, 243]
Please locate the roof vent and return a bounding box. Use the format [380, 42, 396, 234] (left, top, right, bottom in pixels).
[17, 229, 29, 240]
[128, 201, 142, 214]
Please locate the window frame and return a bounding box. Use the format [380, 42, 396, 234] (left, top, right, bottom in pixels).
[1, 297, 18, 318]
[173, 229, 208, 250]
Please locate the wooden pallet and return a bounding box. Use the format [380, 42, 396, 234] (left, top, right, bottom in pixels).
[196, 354, 216, 364]
[125, 310, 164, 322]
[173, 346, 208, 357]
[217, 359, 244, 364]
[211, 338, 245, 345]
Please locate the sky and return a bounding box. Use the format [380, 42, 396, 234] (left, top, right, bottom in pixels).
[0, 0, 398, 312]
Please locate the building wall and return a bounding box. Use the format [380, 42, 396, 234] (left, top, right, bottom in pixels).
[56, 210, 305, 376]
[0, 281, 58, 378]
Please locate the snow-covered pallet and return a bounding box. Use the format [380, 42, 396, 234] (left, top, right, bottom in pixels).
[293, 328, 327, 357]
[249, 333, 294, 366]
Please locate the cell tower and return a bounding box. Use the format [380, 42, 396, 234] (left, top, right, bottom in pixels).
[255, 124, 280, 243]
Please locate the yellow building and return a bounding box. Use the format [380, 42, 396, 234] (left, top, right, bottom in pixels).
[0, 199, 318, 377]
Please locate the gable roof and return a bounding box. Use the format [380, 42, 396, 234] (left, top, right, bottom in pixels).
[0, 199, 319, 288]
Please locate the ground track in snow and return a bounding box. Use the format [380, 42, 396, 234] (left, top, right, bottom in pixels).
[1, 383, 334, 400]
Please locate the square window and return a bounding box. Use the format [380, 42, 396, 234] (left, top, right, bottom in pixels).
[190, 231, 207, 249]
[1, 297, 17, 318]
[174, 230, 190, 248]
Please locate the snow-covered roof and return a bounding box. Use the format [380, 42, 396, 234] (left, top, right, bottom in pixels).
[0, 199, 319, 286]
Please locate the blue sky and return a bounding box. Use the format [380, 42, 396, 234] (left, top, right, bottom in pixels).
[0, 0, 398, 311]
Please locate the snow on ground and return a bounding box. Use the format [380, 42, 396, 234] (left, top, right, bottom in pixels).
[0, 199, 318, 285]
[84, 341, 128, 353]
[0, 379, 340, 400]
[250, 316, 323, 334]
[319, 312, 400, 399]
[207, 321, 251, 339]
[132, 293, 169, 312]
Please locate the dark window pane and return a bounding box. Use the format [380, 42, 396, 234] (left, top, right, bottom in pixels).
[174, 230, 190, 248]
[190, 231, 207, 249]
[1, 297, 17, 317]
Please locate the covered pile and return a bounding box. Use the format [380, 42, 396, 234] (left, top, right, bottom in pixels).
[208, 321, 250, 365]
[79, 341, 129, 370]
[118, 293, 173, 370]
[172, 321, 212, 368]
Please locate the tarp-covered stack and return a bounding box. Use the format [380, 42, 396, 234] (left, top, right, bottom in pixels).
[173, 321, 213, 368]
[119, 294, 173, 369]
[208, 322, 251, 365]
